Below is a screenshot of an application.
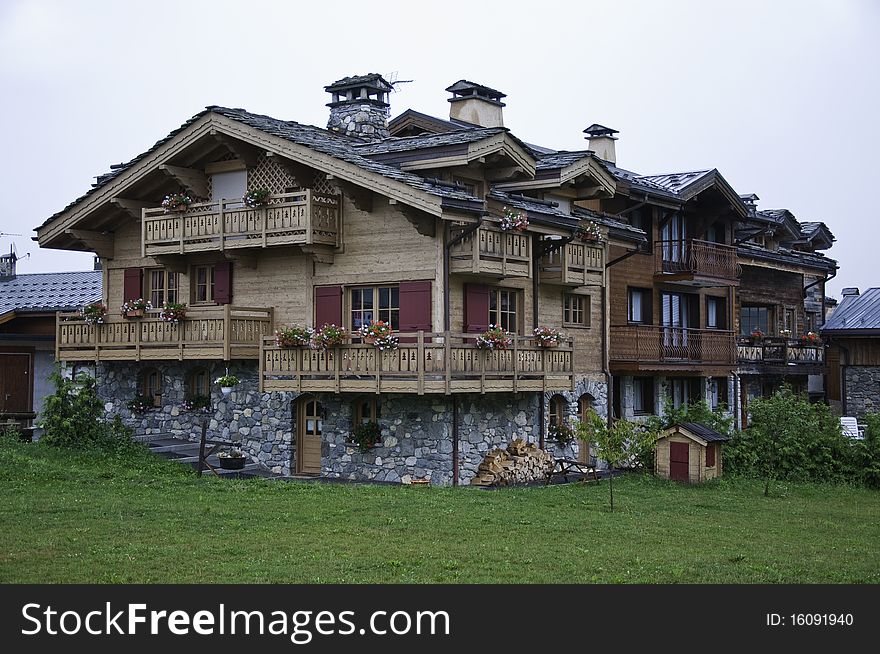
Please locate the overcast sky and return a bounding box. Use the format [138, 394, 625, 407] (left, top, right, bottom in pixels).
[1, 0, 877, 298]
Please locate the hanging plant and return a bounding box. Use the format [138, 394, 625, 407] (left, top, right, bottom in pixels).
[475, 325, 514, 351]
[274, 325, 314, 347]
[80, 301, 107, 325]
[159, 302, 187, 323]
[216, 374, 240, 396]
[499, 206, 529, 232]
[311, 324, 348, 351]
[575, 220, 602, 242]
[533, 326, 564, 348]
[161, 193, 192, 214]
[243, 188, 271, 208]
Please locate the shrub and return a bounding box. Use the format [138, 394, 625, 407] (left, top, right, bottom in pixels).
[647, 398, 733, 437]
[351, 421, 382, 452]
[549, 421, 576, 448]
[40, 371, 133, 450]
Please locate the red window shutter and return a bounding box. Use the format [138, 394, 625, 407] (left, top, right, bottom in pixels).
[464, 284, 490, 333]
[123, 268, 143, 302]
[398, 281, 432, 343]
[706, 443, 716, 467]
[214, 262, 232, 304]
[315, 285, 343, 328]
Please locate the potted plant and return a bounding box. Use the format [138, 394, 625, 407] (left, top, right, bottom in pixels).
[80, 301, 107, 325]
[499, 206, 528, 232]
[274, 325, 314, 348]
[216, 374, 240, 396]
[575, 220, 602, 242]
[127, 394, 154, 414]
[159, 301, 187, 323]
[533, 326, 564, 348]
[749, 327, 764, 343]
[243, 188, 271, 208]
[475, 325, 514, 351]
[218, 447, 247, 470]
[549, 421, 576, 448]
[181, 394, 211, 412]
[351, 421, 382, 452]
[311, 324, 347, 351]
[358, 320, 392, 344]
[779, 328, 792, 340]
[800, 331, 820, 345]
[161, 193, 192, 214]
[120, 298, 152, 318]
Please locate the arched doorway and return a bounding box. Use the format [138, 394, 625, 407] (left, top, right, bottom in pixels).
[295, 396, 323, 475]
[577, 393, 596, 464]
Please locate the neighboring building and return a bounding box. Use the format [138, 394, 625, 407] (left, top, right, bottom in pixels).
[35, 75, 645, 484]
[0, 250, 102, 429]
[823, 287, 880, 419]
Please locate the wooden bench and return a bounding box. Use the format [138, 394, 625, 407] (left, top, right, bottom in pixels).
[546, 458, 600, 485]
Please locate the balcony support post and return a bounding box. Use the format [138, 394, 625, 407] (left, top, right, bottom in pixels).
[223, 305, 231, 362]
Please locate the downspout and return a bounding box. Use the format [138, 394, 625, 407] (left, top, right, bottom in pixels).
[534, 232, 542, 448]
[803, 268, 836, 298]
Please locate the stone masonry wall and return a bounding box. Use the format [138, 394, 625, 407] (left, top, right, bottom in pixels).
[845, 366, 880, 419]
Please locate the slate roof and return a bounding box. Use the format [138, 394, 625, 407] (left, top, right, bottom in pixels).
[823, 288, 880, 333]
[636, 169, 714, 194]
[678, 422, 730, 443]
[388, 109, 479, 134]
[0, 271, 102, 315]
[325, 73, 392, 92]
[446, 80, 506, 99]
[40, 106, 484, 229]
[536, 150, 597, 171]
[355, 127, 506, 155]
[736, 241, 837, 272]
[800, 221, 835, 243]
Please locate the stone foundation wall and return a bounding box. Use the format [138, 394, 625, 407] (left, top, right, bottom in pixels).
[89, 361, 607, 485]
[845, 366, 880, 419]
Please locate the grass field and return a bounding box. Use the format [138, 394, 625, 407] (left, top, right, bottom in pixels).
[1, 441, 877, 583]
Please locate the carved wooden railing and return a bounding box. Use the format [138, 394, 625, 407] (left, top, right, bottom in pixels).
[541, 241, 604, 286]
[449, 226, 532, 278]
[142, 191, 340, 256]
[261, 331, 574, 394]
[610, 325, 736, 365]
[57, 306, 273, 361]
[654, 239, 740, 281]
[736, 339, 825, 365]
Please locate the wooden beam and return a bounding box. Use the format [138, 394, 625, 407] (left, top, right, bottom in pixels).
[111, 197, 152, 220]
[209, 129, 261, 167]
[398, 205, 436, 237]
[159, 164, 210, 198]
[64, 229, 114, 259]
[484, 165, 527, 182]
[336, 179, 373, 212]
[301, 245, 335, 264]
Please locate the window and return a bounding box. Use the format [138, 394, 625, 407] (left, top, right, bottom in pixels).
[783, 307, 796, 337]
[706, 297, 725, 329]
[705, 222, 726, 244]
[628, 207, 651, 244]
[563, 294, 590, 327]
[669, 378, 701, 409]
[489, 288, 519, 332]
[193, 266, 215, 304]
[706, 443, 716, 468]
[740, 305, 770, 337]
[146, 269, 179, 308]
[452, 176, 483, 198]
[628, 288, 651, 324]
[187, 367, 211, 398]
[350, 286, 399, 331]
[211, 169, 247, 208]
[632, 377, 654, 415]
[140, 368, 162, 405]
[549, 395, 567, 428]
[805, 311, 819, 333]
[708, 377, 728, 410]
[354, 397, 379, 426]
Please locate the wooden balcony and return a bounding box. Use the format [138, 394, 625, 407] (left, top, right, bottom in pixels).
[141, 191, 340, 257]
[610, 325, 736, 373]
[540, 240, 604, 286]
[449, 226, 531, 278]
[654, 239, 740, 286]
[57, 306, 273, 362]
[737, 338, 825, 372]
[261, 331, 574, 394]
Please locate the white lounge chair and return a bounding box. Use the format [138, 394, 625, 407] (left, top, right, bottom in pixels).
[840, 416, 864, 440]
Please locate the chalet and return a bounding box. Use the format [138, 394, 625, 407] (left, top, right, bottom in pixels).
[36, 75, 645, 484]
[0, 250, 102, 431]
[822, 287, 880, 419]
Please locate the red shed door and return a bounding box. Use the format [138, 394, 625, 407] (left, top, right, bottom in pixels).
[669, 441, 689, 482]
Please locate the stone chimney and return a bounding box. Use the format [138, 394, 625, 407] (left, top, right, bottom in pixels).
[0, 248, 16, 281]
[446, 80, 505, 128]
[842, 287, 860, 297]
[325, 74, 393, 141]
[583, 124, 619, 164]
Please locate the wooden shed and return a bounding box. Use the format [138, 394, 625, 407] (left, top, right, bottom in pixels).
[654, 422, 729, 483]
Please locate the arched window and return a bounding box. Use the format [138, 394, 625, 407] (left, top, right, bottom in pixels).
[354, 397, 379, 425]
[187, 367, 211, 399]
[549, 395, 567, 428]
[140, 368, 163, 406]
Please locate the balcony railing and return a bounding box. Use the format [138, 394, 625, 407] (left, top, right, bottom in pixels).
[610, 325, 736, 366]
[261, 331, 573, 394]
[737, 338, 825, 366]
[449, 226, 532, 278]
[654, 239, 740, 283]
[541, 241, 604, 286]
[57, 306, 273, 361]
[141, 191, 340, 256]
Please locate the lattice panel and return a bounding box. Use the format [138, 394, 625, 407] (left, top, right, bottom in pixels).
[313, 173, 337, 195]
[249, 156, 298, 194]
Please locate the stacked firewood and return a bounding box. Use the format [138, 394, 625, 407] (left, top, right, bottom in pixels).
[469, 438, 555, 486]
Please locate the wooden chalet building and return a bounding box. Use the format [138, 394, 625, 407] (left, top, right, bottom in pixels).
[36, 75, 644, 484]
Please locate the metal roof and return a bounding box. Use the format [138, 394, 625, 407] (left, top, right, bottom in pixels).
[823, 288, 880, 332]
[678, 422, 730, 443]
[0, 271, 102, 314]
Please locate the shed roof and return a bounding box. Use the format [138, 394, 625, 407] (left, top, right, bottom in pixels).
[663, 422, 730, 444]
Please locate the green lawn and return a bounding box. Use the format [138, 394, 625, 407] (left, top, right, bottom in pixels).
[1, 441, 877, 583]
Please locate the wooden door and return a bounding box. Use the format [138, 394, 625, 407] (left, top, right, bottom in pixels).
[669, 441, 689, 482]
[0, 353, 31, 414]
[297, 397, 323, 475]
